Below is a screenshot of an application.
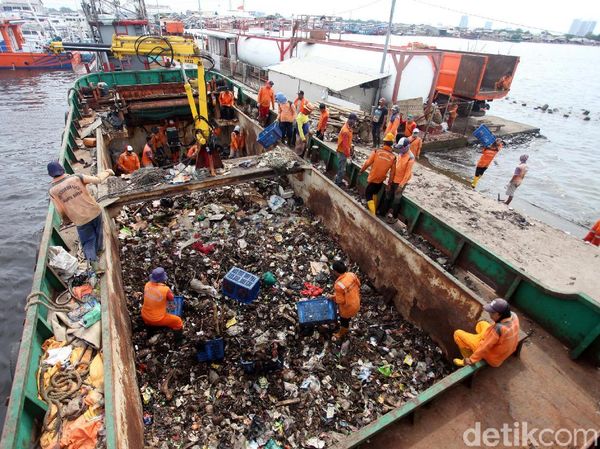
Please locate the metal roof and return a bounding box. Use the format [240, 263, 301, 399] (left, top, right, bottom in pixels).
[268, 57, 390, 92]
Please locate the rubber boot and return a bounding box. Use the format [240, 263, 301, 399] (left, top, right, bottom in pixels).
[333, 327, 349, 340]
[471, 176, 480, 189]
[459, 347, 472, 358]
[373, 194, 378, 210]
[367, 200, 376, 215]
[453, 358, 465, 367]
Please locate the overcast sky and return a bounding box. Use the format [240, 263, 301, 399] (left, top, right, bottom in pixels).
[44, 0, 600, 34]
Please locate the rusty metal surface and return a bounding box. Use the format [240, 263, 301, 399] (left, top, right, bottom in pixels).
[288, 169, 484, 356]
[116, 83, 186, 100]
[234, 107, 262, 156]
[102, 210, 145, 449]
[128, 98, 191, 110]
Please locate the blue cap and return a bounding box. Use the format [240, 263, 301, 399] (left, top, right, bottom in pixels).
[275, 92, 287, 104]
[150, 267, 168, 283]
[47, 161, 65, 177]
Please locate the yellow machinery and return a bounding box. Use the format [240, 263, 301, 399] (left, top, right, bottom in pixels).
[49, 35, 213, 145]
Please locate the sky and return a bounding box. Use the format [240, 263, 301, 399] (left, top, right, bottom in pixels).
[43, 0, 600, 34]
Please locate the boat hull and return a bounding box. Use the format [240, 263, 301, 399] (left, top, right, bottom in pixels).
[0, 52, 73, 70]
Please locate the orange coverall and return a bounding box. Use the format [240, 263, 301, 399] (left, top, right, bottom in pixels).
[333, 272, 361, 318]
[409, 136, 423, 159]
[141, 281, 183, 330]
[141, 144, 154, 167]
[361, 145, 396, 184]
[583, 219, 600, 246]
[219, 91, 234, 107]
[337, 123, 353, 157]
[385, 114, 401, 138]
[258, 84, 275, 108]
[477, 144, 502, 168]
[317, 109, 329, 133]
[117, 151, 140, 174]
[393, 151, 415, 186]
[404, 120, 417, 137]
[453, 314, 520, 367]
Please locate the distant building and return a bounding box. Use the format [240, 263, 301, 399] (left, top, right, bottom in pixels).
[484, 21, 492, 30]
[569, 19, 597, 36]
[459, 15, 469, 29]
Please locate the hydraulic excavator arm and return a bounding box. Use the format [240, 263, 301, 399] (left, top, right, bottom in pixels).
[49, 35, 213, 145]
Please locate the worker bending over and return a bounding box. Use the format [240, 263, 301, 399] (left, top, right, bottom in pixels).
[257, 80, 275, 126]
[47, 161, 114, 272]
[409, 128, 422, 159]
[359, 132, 396, 215]
[498, 154, 528, 205]
[583, 219, 600, 246]
[315, 103, 329, 140]
[230, 125, 245, 158]
[116, 145, 140, 174]
[329, 261, 361, 340]
[379, 138, 415, 223]
[142, 267, 183, 331]
[219, 86, 235, 120]
[335, 113, 357, 186]
[453, 298, 520, 367]
[472, 138, 503, 188]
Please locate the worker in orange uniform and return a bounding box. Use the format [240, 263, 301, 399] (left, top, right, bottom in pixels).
[495, 74, 513, 91]
[142, 267, 183, 331]
[257, 80, 275, 126]
[293, 90, 308, 114]
[453, 298, 520, 367]
[219, 86, 235, 120]
[142, 135, 155, 167]
[379, 138, 415, 223]
[447, 100, 458, 130]
[229, 125, 245, 158]
[315, 103, 329, 140]
[276, 92, 295, 145]
[329, 261, 361, 340]
[295, 102, 314, 157]
[334, 113, 357, 186]
[404, 114, 417, 137]
[385, 105, 401, 139]
[116, 145, 140, 174]
[151, 125, 168, 153]
[47, 161, 114, 271]
[185, 143, 199, 166]
[471, 138, 503, 188]
[409, 128, 423, 159]
[583, 219, 600, 246]
[359, 132, 396, 215]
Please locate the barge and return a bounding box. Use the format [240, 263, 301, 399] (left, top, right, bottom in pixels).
[1, 68, 599, 449]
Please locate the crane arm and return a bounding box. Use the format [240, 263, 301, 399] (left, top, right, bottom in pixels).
[49, 35, 212, 142]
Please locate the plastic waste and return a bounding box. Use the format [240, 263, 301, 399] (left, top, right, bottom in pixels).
[68, 298, 99, 322]
[268, 195, 285, 211]
[261, 271, 277, 287]
[48, 246, 78, 280]
[82, 303, 102, 328]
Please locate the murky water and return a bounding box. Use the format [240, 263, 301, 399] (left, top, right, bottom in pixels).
[0, 37, 599, 431]
[0, 70, 76, 429]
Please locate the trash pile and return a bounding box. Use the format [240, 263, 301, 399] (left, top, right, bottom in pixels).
[34, 247, 106, 449]
[117, 178, 451, 448]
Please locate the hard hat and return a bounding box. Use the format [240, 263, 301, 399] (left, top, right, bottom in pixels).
[275, 92, 287, 104]
[234, 125, 241, 132]
[47, 160, 65, 177]
[126, 145, 134, 152]
[412, 128, 420, 134]
[383, 132, 395, 143]
[150, 267, 168, 283]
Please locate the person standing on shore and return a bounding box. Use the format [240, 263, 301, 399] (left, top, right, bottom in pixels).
[453, 298, 520, 367]
[315, 103, 329, 140]
[359, 132, 396, 215]
[47, 161, 114, 272]
[583, 219, 600, 246]
[257, 80, 275, 126]
[371, 98, 388, 148]
[335, 113, 357, 186]
[329, 261, 361, 340]
[471, 138, 503, 188]
[498, 154, 529, 205]
[379, 138, 415, 223]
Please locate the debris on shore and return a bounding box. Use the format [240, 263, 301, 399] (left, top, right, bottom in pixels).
[117, 178, 450, 448]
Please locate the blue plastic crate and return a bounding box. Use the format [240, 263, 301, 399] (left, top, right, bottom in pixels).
[196, 338, 225, 362]
[472, 124, 496, 147]
[167, 296, 184, 317]
[296, 297, 338, 327]
[222, 267, 260, 304]
[257, 122, 282, 148]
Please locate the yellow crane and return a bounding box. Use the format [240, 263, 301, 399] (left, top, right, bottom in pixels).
[49, 35, 214, 145]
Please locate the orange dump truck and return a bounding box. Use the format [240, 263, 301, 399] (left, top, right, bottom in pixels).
[436, 50, 520, 114]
